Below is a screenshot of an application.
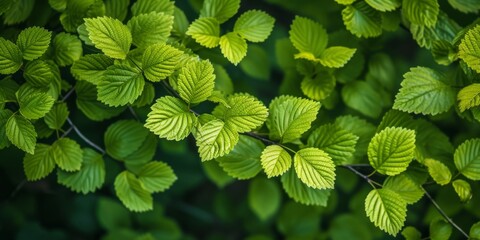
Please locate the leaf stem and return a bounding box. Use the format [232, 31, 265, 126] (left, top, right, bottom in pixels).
[66, 118, 106, 154]
[342, 165, 382, 188]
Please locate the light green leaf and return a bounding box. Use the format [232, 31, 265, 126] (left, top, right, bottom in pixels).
[448, 0, 480, 13]
[281, 169, 331, 206]
[216, 135, 264, 180]
[145, 96, 197, 141]
[335, 0, 356, 4]
[105, 120, 149, 161]
[57, 148, 105, 194]
[424, 158, 451, 185]
[105, 0, 129, 21]
[452, 179, 472, 202]
[393, 67, 455, 115]
[85, 16, 132, 59]
[23, 144, 55, 180]
[317, 46, 356, 68]
[127, 12, 173, 48]
[260, 145, 292, 178]
[131, 0, 174, 16]
[248, 178, 281, 221]
[186, 17, 221, 48]
[342, 81, 383, 118]
[402, 0, 439, 27]
[23, 60, 54, 87]
[365, 189, 407, 236]
[307, 123, 359, 165]
[44, 103, 69, 130]
[301, 72, 336, 101]
[219, 32, 247, 65]
[233, 10, 275, 42]
[16, 27, 51, 61]
[6, 113, 36, 154]
[71, 54, 114, 84]
[16, 90, 54, 120]
[368, 127, 416, 176]
[178, 60, 215, 104]
[267, 96, 320, 143]
[289, 16, 328, 58]
[430, 220, 452, 240]
[459, 26, 480, 74]
[114, 171, 152, 212]
[196, 119, 239, 161]
[138, 161, 177, 193]
[458, 84, 480, 112]
[401, 226, 422, 240]
[97, 64, 145, 107]
[454, 138, 480, 180]
[0, 38, 23, 74]
[142, 43, 183, 82]
[51, 138, 83, 172]
[52, 33, 83, 66]
[365, 0, 400, 11]
[75, 81, 125, 121]
[200, 0, 240, 23]
[342, 2, 382, 38]
[294, 147, 336, 189]
[383, 173, 424, 204]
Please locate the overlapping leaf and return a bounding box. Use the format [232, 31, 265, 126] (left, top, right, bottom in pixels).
[131, 0, 174, 16]
[23, 144, 55, 180]
[459, 25, 480, 73]
[71, 54, 114, 84]
[138, 161, 177, 193]
[234, 10, 275, 42]
[200, 0, 240, 23]
[294, 148, 336, 189]
[383, 174, 424, 204]
[452, 179, 472, 202]
[454, 138, 480, 180]
[365, 189, 407, 236]
[196, 119, 239, 161]
[142, 43, 183, 82]
[457, 84, 480, 112]
[281, 169, 331, 206]
[114, 171, 152, 212]
[289, 16, 328, 58]
[402, 0, 439, 27]
[178, 60, 215, 104]
[127, 12, 173, 48]
[51, 138, 83, 172]
[0, 38, 23, 74]
[216, 135, 264, 179]
[260, 145, 292, 178]
[342, 2, 382, 38]
[186, 17, 221, 48]
[105, 120, 149, 160]
[219, 32, 247, 65]
[97, 64, 145, 106]
[85, 17, 132, 59]
[16, 27, 51, 60]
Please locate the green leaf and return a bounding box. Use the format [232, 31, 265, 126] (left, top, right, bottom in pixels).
[301, 72, 336, 101]
[23, 60, 54, 87]
[365, 189, 407, 236]
[178, 60, 215, 104]
[127, 12, 173, 48]
[342, 81, 383, 118]
[114, 171, 152, 212]
[0, 109, 13, 149]
[458, 84, 480, 112]
[424, 158, 451, 185]
[52, 33, 83, 66]
[97, 64, 145, 107]
[368, 127, 416, 176]
[132, 82, 155, 107]
[3, 0, 34, 25]
[342, 2, 382, 38]
[335, 0, 356, 4]
[317, 46, 356, 68]
[71, 54, 114, 84]
[454, 138, 480, 180]
[430, 220, 452, 240]
[44, 103, 69, 130]
[365, 0, 400, 12]
[57, 148, 105, 194]
[260, 145, 292, 178]
[452, 179, 472, 202]
[307, 123, 359, 165]
[383, 173, 424, 204]
[51, 138, 83, 172]
[267, 96, 320, 143]
[0, 38, 23, 74]
[196, 119, 239, 161]
[470, 222, 480, 239]
[17, 90, 55, 120]
[248, 178, 281, 221]
[172, 7, 189, 37]
[219, 32, 247, 65]
[123, 133, 157, 166]
[401, 226, 422, 240]
[239, 45, 270, 80]
[459, 26, 480, 74]
[6, 113, 36, 154]
[289, 16, 328, 58]
[294, 147, 336, 189]
[200, 0, 240, 23]
[75, 81, 125, 121]
[233, 10, 275, 42]
[145, 96, 197, 141]
[23, 144, 55, 180]
[105, 120, 149, 161]
[137, 161, 177, 193]
[85, 16, 132, 59]
[0, 77, 18, 108]
[410, 12, 460, 49]
[131, 0, 174, 16]
[48, 0, 66, 11]
[448, 0, 480, 13]
[393, 67, 455, 115]
[186, 17, 221, 48]
[402, 0, 439, 27]
[105, 0, 129, 21]
[142, 43, 183, 82]
[16, 27, 51, 61]
[216, 135, 264, 180]
[281, 169, 331, 206]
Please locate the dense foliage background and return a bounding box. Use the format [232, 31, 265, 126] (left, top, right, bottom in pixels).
[1, 0, 480, 239]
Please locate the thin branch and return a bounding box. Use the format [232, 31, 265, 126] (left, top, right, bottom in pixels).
[341, 165, 382, 188]
[61, 127, 73, 138]
[161, 81, 181, 98]
[66, 118, 106, 154]
[344, 163, 372, 167]
[422, 187, 469, 238]
[61, 86, 75, 102]
[128, 106, 140, 121]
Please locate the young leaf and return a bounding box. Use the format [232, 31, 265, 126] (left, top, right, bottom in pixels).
[454, 138, 480, 180]
[459, 26, 480, 73]
[430, 220, 452, 240]
[393, 67, 455, 115]
[424, 158, 451, 185]
[368, 127, 416, 176]
[200, 0, 240, 23]
[105, 120, 149, 161]
[16, 27, 51, 60]
[402, 0, 439, 27]
[186, 17, 221, 48]
[23, 144, 55, 180]
[51, 138, 83, 172]
[23, 60, 54, 87]
[458, 84, 480, 112]
[383, 174, 424, 204]
[0, 38, 23, 74]
[248, 178, 281, 221]
[85, 17, 132, 59]
[178, 60, 215, 104]
[301, 72, 336, 101]
[233, 10, 275, 42]
[71, 54, 114, 84]
[114, 171, 153, 212]
[142, 43, 183, 82]
[6, 113, 37, 154]
[294, 147, 336, 189]
[365, 0, 400, 12]
[342, 2, 382, 38]
[97, 64, 145, 107]
[365, 189, 407, 236]
[131, 0, 174, 16]
[127, 12, 173, 48]
[289, 16, 328, 58]
[260, 145, 292, 178]
[137, 161, 177, 193]
[219, 32, 247, 65]
[52, 33, 83, 66]
[44, 103, 69, 130]
[281, 169, 331, 206]
[145, 96, 197, 141]
[17, 91, 55, 120]
[57, 148, 106, 194]
[317, 46, 356, 68]
[196, 119, 239, 161]
[452, 179, 472, 202]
